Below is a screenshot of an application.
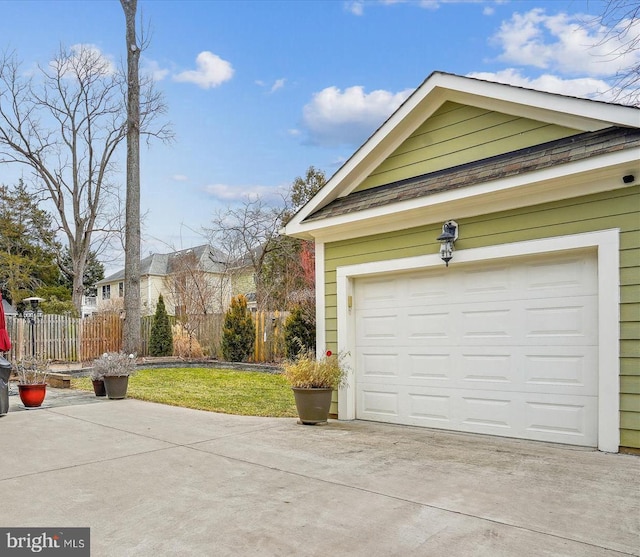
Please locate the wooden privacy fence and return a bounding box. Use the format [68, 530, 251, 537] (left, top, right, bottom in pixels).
[4, 311, 289, 363]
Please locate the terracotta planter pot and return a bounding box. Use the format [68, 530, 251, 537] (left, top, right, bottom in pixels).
[103, 375, 129, 399]
[291, 387, 333, 425]
[92, 379, 106, 397]
[18, 384, 47, 408]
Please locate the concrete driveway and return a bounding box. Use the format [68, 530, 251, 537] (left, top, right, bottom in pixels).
[1, 388, 638, 557]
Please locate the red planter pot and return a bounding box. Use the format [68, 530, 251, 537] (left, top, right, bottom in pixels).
[18, 384, 47, 408]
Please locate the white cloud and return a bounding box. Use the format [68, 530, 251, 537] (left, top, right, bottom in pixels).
[345, 1, 364, 16]
[467, 69, 620, 102]
[56, 43, 116, 77]
[171, 174, 188, 182]
[203, 183, 284, 202]
[271, 78, 286, 93]
[173, 51, 234, 89]
[142, 58, 170, 82]
[491, 8, 640, 78]
[257, 78, 286, 93]
[301, 85, 413, 146]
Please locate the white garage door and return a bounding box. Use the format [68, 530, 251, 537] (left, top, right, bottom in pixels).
[354, 251, 599, 446]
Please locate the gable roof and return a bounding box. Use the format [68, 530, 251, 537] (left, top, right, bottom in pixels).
[285, 72, 640, 240]
[98, 245, 227, 285]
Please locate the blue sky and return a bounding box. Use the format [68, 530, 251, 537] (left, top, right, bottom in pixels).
[0, 0, 637, 272]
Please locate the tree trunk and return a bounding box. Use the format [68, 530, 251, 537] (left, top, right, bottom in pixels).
[72, 259, 86, 315]
[121, 0, 141, 354]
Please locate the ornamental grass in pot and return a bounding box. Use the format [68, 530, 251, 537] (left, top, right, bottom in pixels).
[281, 350, 347, 425]
[14, 357, 50, 408]
[92, 352, 137, 400]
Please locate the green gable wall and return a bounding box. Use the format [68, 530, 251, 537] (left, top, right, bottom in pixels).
[323, 186, 640, 449]
[354, 102, 581, 192]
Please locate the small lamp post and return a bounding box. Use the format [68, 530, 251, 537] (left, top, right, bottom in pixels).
[22, 297, 45, 357]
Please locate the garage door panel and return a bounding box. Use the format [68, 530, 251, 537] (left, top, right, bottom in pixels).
[459, 353, 513, 385]
[523, 348, 597, 393]
[360, 386, 597, 445]
[460, 307, 514, 339]
[523, 396, 598, 446]
[360, 352, 401, 378]
[359, 388, 400, 417]
[408, 392, 453, 424]
[524, 296, 597, 343]
[358, 312, 400, 341]
[354, 251, 599, 447]
[523, 256, 597, 295]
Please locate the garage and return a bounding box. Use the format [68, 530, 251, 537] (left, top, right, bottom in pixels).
[354, 250, 599, 446]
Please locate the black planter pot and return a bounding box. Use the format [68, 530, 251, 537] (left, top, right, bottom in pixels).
[92, 379, 106, 397]
[103, 375, 129, 399]
[291, 387, 333, 425]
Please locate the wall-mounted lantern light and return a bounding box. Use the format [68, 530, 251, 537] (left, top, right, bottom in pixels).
[436, 220, 458, 267]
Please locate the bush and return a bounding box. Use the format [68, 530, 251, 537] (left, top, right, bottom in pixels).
[221, 295, 255, 362]
[149, 294, 173, 357]
[283, 304, 315, 357]
[172, 322, 204, 359]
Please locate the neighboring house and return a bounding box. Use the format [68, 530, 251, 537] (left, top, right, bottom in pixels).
[2, 298, 17, 316]
[96, 245, 231, 316]
[81, 295, 98, 318]
[284, 72, 640, 453]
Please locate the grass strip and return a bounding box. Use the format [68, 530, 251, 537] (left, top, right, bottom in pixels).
[72, 367, 297, 417]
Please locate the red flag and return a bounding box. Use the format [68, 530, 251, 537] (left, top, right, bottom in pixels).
[0, 292, 12, 352]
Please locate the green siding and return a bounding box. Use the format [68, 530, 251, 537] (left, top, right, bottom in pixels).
[324, 186, 640, 448]
[354, 102, 580, 192]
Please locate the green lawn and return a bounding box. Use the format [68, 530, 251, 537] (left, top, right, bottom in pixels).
[71, 367, 298, 417]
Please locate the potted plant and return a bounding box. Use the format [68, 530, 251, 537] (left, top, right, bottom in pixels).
[92, 352, 137, 400]
[281, 350, 347, 425]
[14, 357, 50, 408]
[89, 365, 107, 397]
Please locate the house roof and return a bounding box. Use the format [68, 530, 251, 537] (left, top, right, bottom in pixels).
[304, 126, 640, 223]
[2, 298, 17, 316]
[284, 72, 640, 240]
[98, 245, 227, 285]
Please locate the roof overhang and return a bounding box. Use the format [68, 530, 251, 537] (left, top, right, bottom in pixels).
[288, 147, 640, 243]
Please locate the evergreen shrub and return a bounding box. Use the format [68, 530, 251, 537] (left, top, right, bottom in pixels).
[149, 294, 173, 357]
[221, 294, 255, 362]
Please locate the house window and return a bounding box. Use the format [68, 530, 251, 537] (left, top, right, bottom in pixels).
[119, 282, 124, 297]
[102, 285, 111, 300]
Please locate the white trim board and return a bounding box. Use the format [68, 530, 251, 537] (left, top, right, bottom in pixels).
[336, 229, 620, 452]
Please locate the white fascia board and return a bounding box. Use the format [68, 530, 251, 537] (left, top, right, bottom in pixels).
[295, 148, 640, 243]
[438, 73, 640, 130]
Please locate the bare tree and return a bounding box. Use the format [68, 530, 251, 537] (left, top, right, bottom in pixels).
[205, 167, 326, 311]
[163, 249, 229, 343]
[121, 0, 141, 354]
[594, 0, 640, 104]
[205, 196, 288, 311]
[0, 40, 169, 316]
[0, 46, 122, 311]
